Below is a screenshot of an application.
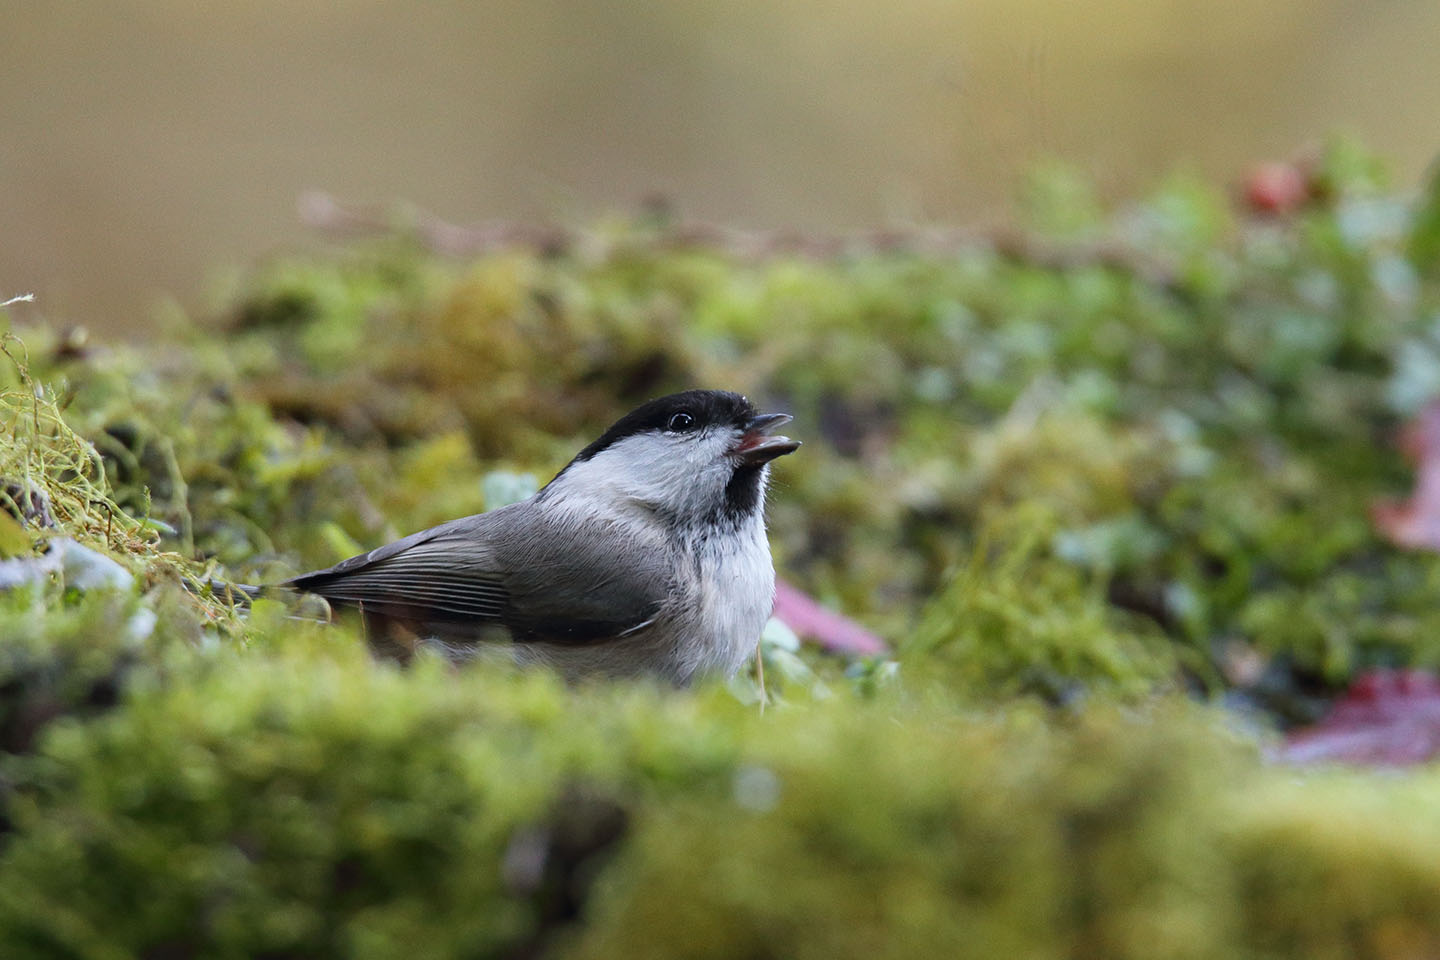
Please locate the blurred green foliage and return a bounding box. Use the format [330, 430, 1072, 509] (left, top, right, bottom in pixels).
[4, 139, 1440, 955]
[4, 648, 1440, 960]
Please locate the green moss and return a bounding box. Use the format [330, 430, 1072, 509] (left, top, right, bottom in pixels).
[0, 655, 731, 959]
[5, 665, 1439, 960]
[1227, 772, 1440, 959]
[907, 508, 1180, 701]
[4, 144, 1440, 955]
[0, 587, 149, 757]
[573, 703, 1244, 960]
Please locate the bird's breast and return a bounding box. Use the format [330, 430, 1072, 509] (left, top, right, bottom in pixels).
[676, 519, 775, 680]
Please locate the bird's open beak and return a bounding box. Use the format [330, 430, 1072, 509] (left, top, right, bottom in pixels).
[732, 412, 800, 465]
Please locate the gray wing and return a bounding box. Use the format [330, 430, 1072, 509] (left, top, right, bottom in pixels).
[285, 504, 674, 645]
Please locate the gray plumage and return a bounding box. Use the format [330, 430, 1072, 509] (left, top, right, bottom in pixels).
[285, 390, 799, 684]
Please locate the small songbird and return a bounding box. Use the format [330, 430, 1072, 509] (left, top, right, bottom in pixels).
[286, 390, 799, 684]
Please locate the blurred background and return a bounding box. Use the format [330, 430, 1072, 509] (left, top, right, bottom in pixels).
[3, 0, 1440, 329]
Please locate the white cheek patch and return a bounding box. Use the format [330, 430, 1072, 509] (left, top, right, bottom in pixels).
[559, 430, 736, 516]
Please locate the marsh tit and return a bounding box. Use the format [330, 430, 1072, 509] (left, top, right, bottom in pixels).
[286, 390, 799, 684]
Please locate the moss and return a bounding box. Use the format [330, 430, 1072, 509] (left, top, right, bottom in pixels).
[4, 143, 1440, 955]
[572, 703, 1244, 960]
[0, 340, 154, 567]
[7, 666, 1440, 960]
[0, 587, 150, 757]
[1227, 772, 1440, 960]
[0, 655, 731, 959]
[907, 508, 1180, 702]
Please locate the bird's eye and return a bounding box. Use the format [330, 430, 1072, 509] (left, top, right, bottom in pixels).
[667, 411, 696, 432]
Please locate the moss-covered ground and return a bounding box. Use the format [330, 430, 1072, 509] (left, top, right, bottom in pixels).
[4, 141, 1440, 956]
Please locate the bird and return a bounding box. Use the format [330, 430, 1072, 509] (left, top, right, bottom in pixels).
[284, 389, 799, 685]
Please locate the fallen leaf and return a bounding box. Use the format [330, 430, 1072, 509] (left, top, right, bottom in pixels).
[1278, 669, 1440, 766]
[772, 579, 887, 656]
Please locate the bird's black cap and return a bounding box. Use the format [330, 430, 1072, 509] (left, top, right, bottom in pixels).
[571, 390, 758, 463]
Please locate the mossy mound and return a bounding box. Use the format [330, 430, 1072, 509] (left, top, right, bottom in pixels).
[3, 141, 1440, 955]
[3, 653, 1439, 960]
